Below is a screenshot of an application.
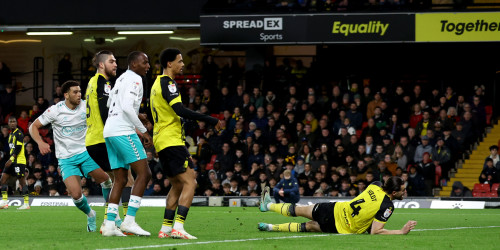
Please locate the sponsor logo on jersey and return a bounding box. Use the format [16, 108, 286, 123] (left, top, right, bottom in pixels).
[383, 208, 392, 218]
[104, 84, 111, 93]
[168, 84, 177, 93]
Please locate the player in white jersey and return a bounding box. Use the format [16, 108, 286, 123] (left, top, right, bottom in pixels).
[101, 51, 153, 237]
[29, 80, 113, 233]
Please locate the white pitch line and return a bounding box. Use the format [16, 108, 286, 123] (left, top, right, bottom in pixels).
[96, 226, 500, 250]
[412, 225, 500, 231]
[95, 234, 345, 250]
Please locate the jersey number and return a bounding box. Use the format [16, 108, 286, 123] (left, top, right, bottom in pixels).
[350, 199, 365, 217]
[86, 94, 91, 118]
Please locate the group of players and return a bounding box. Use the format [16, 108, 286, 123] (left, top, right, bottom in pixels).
[2, 48, 220, 239]
[0, 47, 417, 238]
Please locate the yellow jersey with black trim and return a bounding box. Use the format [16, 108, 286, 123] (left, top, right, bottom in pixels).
[85, 73, 112, 146]
[333, 184, 394, 234]
[8, 128, 26, 165]
[150, 75, 184, 151]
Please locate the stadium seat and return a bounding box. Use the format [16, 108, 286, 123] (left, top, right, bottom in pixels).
[485, 105, 493, 125]
[356, 129, 362, 139]
[491, 183, 499, 192]
[473, 183, 490, 193]
[210, 114, 224, 120]
[435, 165, 442, 186]
[486, 192, 498, 197]
[210, 154, 217, 164]
[206, 162, 214, 170]
[361, 122, 368, 130]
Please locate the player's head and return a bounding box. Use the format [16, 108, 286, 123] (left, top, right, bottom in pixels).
[61, 80, 82, 106]
[159, 48, 183, 76]
[93, 50, 117, 78]
[127, 51, 150, 76]
[383, 176, 406, 200]
[8, 116, 18, 130]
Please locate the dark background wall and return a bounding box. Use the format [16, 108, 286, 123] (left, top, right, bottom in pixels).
[0, 0, 208, 25]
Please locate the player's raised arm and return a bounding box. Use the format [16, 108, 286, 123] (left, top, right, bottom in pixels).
[370, 220, 417, 235]
[29, 119, 51, 155]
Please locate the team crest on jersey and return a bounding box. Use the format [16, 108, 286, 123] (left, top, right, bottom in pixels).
[383, 208, 392, 218]
[104, 84, 111, 93]
[168, 84, 177, 93]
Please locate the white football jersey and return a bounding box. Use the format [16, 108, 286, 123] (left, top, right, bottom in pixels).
[38, 100, 88, 159]
[103, 69, 147, 138]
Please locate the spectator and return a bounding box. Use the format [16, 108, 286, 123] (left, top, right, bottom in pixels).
[431, 137, 451, 180]
[414, 135, 433, 163]
[366, 92, 382, 119]
[223, 183, 237, 196]
[372, 144, 385, 164]
[216, 142, 235, 173]
[372, 107, 388, 129]
[383, 153, 398, 176]
[450, 181, 472, 197]
[372, 160, 392, 182]
[346, 103, 363, 129]
[416, 152, 435, 195]
[16, 110, 30, 134]
[407, 165, 426, 196]
[415, 111, 434, 137]
[479, 158, 499, 184]
[484, 145, 500, 171]
[392, 144, 408, 170]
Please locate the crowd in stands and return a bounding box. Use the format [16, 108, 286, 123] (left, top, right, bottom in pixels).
[0, 54, 495, 200]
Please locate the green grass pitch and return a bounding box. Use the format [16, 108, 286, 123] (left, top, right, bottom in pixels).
[2, 206, 500, 249]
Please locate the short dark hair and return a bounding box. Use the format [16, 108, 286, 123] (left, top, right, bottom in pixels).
[490, 145, 499, 151]
[61, 80, 80, 94]
[92, 50, 113, 68]
[8, 116, 17, 121]
[383, 176, 404, 193]
[127, 51, 144, 66]
[159, 48, 181, 68]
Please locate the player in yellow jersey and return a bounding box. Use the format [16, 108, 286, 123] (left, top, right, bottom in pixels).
[152, 48, 221, 239]
[258, 176, 417, 235]
[84, 51, 118, 230]
[0, 116, 29, 209]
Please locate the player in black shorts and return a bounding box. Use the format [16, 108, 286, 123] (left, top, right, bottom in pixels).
[151, 48, 222, 239]
[0, 116, 30, 209]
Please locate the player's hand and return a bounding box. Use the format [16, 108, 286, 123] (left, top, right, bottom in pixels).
[214, 120, 223, 132]
[5, 159, 12, 168]
[39, 142, 51, 155]
[138, 113, 148, 122]
[401, 220, 417, 234]
[279, 189, 285, 197]
[142, 132, 153, 149]
[139, 113, 153, 131]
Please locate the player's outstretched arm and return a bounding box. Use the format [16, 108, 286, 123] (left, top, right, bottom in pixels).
[171, 102, 219, 127]
[370, 220, 417, 235]
[29, 119, 51, 155]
